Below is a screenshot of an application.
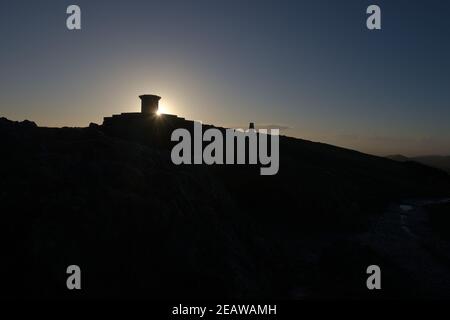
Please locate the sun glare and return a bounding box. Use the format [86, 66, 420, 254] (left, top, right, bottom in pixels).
[157, 102, 170, 116]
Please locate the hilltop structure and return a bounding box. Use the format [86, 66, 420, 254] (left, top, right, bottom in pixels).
[103, 94, 185, 126]
[102, 94, 253, 147]
[139, 94, 161, 114]
[101, 95, 267, 168]
[102, 94, 189, 147]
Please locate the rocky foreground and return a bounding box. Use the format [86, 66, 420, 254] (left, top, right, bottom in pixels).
[1, 117, 450, 299]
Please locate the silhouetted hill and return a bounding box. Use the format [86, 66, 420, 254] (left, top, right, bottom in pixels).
[1, 117, 450, 299]
[387, 154, 450, 174]
[387, 154, 410, 162]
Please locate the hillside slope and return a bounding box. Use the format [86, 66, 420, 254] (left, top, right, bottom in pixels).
[1, 117, 450, 299]
[388, 154, 450, 174]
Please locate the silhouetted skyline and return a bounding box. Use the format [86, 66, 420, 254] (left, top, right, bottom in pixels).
[1, 0, 450, 156]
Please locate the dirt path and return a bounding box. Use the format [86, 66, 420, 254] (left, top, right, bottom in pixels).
[359, 198, 450, 298]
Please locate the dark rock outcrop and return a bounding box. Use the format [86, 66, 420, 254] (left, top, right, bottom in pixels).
[1, 117, 449, 299]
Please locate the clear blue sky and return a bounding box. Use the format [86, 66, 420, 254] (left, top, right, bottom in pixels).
[1, 0, 449, 156]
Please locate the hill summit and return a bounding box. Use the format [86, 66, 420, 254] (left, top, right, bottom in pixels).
[1, 105, 450, 298]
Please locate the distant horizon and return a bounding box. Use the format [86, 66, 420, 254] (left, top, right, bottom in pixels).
[2, 111, 449, 159]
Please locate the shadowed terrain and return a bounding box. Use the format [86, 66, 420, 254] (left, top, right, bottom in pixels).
[388, 155, 450, 174]
[1, 117, 450, 299]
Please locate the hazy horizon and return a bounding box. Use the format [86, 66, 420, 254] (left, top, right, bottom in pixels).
[1, 0, 450, 157]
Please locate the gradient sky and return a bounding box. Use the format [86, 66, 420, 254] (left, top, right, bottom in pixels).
[1, 0, 450, 156]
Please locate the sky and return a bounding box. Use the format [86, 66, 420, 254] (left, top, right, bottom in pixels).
[1, 0, 450, 156]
